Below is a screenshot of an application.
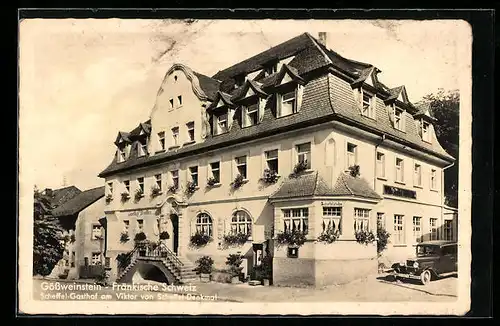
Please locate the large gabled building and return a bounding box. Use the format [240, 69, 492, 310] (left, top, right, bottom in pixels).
[98, 32, 456, 286]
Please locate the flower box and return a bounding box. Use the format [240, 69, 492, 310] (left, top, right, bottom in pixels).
[230, 174, 246, 190]
[260, 169, 279, 184]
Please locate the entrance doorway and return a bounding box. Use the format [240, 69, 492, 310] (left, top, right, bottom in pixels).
[170, 214, 179, 255]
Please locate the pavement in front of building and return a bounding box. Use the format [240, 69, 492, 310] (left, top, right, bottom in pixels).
[181, 272, 458, 302]
[32, 272, 457, 303]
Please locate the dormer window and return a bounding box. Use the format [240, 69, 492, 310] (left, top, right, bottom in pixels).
[422, 121, 431, 143]
[138, 139, 148, 157]
[360, 89, 375, 119]
[234, 75, 245, 89]
[277, 90, 297, 118]
[242, 105, 259, 127]
[214, 113, 228, 135]
[393, 105, 405, 131]
[264, 63, 277, 76]
[118, 147, 127, 162]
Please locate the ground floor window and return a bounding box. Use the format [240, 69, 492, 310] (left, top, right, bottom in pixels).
[393, 215, 405, 244]
[195, 213, 213, 236]
[322, 207, 342, 233]
[444, 219, 453, 241]
[354, 208, 370, 232]
[377, 212, 385, 229]
[430, 218, 439, 240]
[413, 216, 423, 243]
[231, 210, 252, 235]
[283, 208, 309, 234]
[91, 252, 101, 266]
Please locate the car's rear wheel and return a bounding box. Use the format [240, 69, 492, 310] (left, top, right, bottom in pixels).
[420, 270, 432, 285]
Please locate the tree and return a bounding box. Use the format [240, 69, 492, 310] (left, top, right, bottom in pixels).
[33, 187, 66, 276]
[422, 89, 459, 207]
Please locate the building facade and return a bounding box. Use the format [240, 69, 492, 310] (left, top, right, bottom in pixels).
[51, 187, 106, 280]
[98, 32, 456, 286]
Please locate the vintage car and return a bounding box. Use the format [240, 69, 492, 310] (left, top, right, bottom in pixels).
[390, 240, 458, 285]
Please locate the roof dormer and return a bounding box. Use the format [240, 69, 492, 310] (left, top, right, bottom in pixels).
[351, 66, 381, 90]
[114, 131, 130, 146]
[274, 64, 305, 88]
[232, 79, 268, 102]
[384, 85, 410, 106]
[208, 91, 235, 111]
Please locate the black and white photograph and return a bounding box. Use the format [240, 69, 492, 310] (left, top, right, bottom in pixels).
[18, 16, 474, 315]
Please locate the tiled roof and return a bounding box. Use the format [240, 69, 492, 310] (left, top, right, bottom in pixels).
[327, 74, 453, 161]
[99, 33, 455, 178]
[51, 186, 105, 217]
[331, 173, 382, 200]
[99, 75, 334, 177]
[268, 171, 381, 200]
[211, 33, 315, 81]
[193, 71, 221, 101]
[50, 186, 82, 208]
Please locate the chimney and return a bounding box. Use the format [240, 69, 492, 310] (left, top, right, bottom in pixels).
[45, 188, 53, 197]
[318, 32, 327, 46]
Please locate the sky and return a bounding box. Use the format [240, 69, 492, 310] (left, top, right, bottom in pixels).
[19, 19, 470, 191]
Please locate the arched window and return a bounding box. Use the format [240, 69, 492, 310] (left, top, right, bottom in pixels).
[231, 211, 252, 236]
[195, 213, 213, 236]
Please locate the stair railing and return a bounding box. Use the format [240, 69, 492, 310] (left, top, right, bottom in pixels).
[146, 241, 184, 275]
[117, 247, 139, 276]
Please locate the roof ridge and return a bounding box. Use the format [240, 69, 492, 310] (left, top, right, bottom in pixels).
[342, 173, 354, 196]
[304, 33, 333, 65]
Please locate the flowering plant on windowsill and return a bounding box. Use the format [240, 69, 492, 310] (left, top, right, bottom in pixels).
[167, 184, 178, 194]
[134, 189, 144, 201]
[120, 232, 129, 244]
[275, 229, 307, 248]
[222, 232, 250, 247]
[105, 194, 113, 204]
[120, 192, 130, 202]
[150, 186, 162, 198]
[230, 174, 245, 190]
[189, 231, 212, 248]
[348, 164, 361, 177]
[355, 229, 376, 245]
[260, 169, 279, 184]
[317, 227, 340, 244]
[206, 177, 219, 188]
[185, 181, 198, 195]
[290, 160, 309, 178]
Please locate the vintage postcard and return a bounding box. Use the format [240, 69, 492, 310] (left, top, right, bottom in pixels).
[18, 17, 472, 315]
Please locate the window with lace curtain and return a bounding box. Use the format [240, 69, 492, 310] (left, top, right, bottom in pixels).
[322, 207, 342, 234]
[230, 211, 252, 236]
[195, 213, 213, 236]
[354, 208, 370, 232]
[282, 208, 309, 234]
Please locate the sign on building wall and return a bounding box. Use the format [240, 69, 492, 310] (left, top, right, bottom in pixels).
[127, 209, 156, 217]
[320, 201, 343, 207]
[383, 185, 417, 199]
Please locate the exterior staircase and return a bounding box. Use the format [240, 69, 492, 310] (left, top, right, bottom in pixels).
[116, 242, 198, 284]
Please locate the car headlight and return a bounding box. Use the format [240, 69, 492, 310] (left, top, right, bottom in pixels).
[413, 262, 419, 268]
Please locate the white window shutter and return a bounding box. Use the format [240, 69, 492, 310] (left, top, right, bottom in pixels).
[217, 217, 224, 239]
[353, 88, 362, 111]
[388, 105, 395, 126]
[126, 144, 131, 159]
[258, 97, 267, 122]
[228, 108, 235, 131]
[276, 94, 282, 117]
[242, 106, 248, 127]
[296, 85, 304, 112]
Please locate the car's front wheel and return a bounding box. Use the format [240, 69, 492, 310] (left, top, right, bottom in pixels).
[420, 270, 432, 285]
